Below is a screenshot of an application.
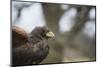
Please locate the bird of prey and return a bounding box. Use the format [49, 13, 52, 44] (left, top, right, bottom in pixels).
[12, 26, 55, 66]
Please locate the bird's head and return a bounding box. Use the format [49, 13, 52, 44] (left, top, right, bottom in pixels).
[30, 26, 55, 40]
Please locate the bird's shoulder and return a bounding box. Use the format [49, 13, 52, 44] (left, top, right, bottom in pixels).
[12, 26, 28, 48]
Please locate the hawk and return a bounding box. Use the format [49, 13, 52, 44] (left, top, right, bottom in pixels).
[12, 26, 55, 66]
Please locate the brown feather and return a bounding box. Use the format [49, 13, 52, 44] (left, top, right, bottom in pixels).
[12, 26, 28, 48]
[12, 26, 51, 66]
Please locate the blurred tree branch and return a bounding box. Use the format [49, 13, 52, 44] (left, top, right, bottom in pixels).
[42, 3, 63, 34]
[67, 6, 92, 42]
[42, 3, 65, 63]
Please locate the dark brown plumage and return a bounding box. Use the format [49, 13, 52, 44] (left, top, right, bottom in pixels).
[12, 26, 54, 66]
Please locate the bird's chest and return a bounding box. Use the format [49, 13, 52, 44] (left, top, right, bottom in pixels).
[31, 40, 49, 59]
[13, 40, 49, 64]
[29, 40, 49, 63]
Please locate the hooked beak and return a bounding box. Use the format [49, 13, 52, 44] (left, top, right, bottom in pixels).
[46, 31, 55, 39]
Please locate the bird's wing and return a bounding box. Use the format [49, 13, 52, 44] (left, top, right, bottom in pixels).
[12, 26, 28, 48]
